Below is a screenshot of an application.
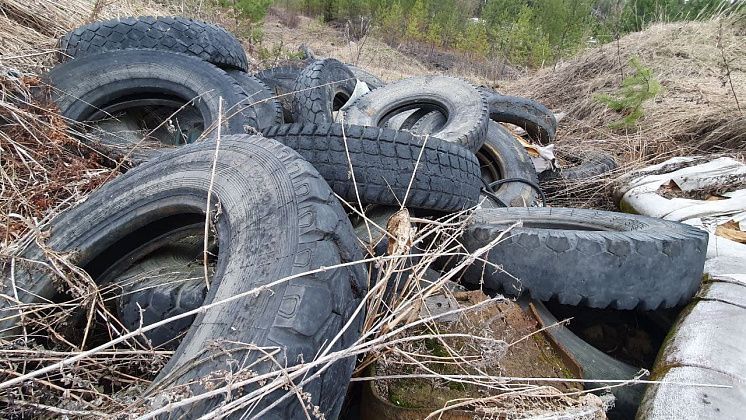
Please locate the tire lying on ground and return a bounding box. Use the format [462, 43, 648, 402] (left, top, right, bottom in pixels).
[58, 16, 249, 71]
[461, 207, 708, 310]
[255, 63, 308, 122]
[262, 123, 482, 211]
[42, 49, 255, 153]
[481, 88, 557, 145]
[226, 69, 285, 128]
[343, 75, 489, 152]
[406, 111, 539, 207]
[293, 58, 357, 124]
[0, 135, 367, 418]
[539, 151, 617, 182]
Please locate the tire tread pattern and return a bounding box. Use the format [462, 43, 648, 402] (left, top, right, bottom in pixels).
[58, 16, 248, 70]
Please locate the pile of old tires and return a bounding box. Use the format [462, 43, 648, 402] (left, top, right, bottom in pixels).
[1, 17, 709, 419]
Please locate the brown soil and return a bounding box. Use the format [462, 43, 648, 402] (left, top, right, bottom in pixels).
[374, 291, 583, 412]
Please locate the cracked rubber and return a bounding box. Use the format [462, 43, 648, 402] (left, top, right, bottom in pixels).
[1, 135, 367, 419]
[226, 69, 284, 129]
[407, 113, 538, 207]
[255, 63, 308, 122]
[344, 75, 489, 152]
[461, 207, 708, 310]
[58, 16, 248, 70]
[262, 123, 482, 211]
[481, 88, 556, 145]
[292, 58, 357, 124]
[540, 151, 617, 182]
[43, 49, 254, 149]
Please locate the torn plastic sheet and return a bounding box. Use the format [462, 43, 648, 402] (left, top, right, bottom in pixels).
[617, 156, 746, 276]
[618, 157, 746, 220]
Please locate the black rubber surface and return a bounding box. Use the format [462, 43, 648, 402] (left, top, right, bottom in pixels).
[262, 123, 482, 211]
[292, 58, 357, 124]
[344, 75, 489, 152]
[462, 207, 708, 310]
[255, 63, 307, 122]
[477, 122, 539, 207]
[114, 248, 209, 349]
[1, 135, 367, 419]
[58, 16, 249, 71]
[43, 49, 254, 149]
[481, 88, 556, 145]
[540, 151, 617, 182]
[226, 69, 284, 129]
[406, 112, 538, 207]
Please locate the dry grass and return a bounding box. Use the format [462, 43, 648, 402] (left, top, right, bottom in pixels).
[0, 75, 115, 246]
[0, 0, 170, 73]
[502, 18, 745, 208]
[0, 2, 741, 417]
[0, 201, 619, 418]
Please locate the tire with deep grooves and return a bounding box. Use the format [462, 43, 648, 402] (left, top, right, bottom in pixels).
[226, 69, 284, 128]
[462, 207, 708, 310]
[0, 136, 367, 418]
[344, 75, 489, 152]
[58, 16, 249, 71]
[481, 89, 556, 145]
[113, 248, 209, 349]
[292, 58, 357, 124]
[255, 63, 308, 123]
[262, 123, 482, 211]
[43, 49, 254, 146]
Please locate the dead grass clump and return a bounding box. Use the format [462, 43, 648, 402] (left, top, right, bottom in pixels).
[0, 73, 114, 245]
[0, 0, 172, 73]
[0, 0, 92, 37]
[0, 17, 57, 72]
[504, 18, 745, 208]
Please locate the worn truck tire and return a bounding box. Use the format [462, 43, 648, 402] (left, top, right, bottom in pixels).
[58, 16, 249, 71]
[462, 207, 708, 310]
[43, 49, 254, 150]
[481, 89, 556, 145]
[346, 64, 385, 89]
[540, 151, 617, 182]
[262, 123, 482, 211]
[408, 112, 538, 208]
[344, 76, 489, 152]
[0, 136, 367, 419]
[255, 63, 307, 122]
[226, 69, 284, 129]
[293, 58, 357, 124]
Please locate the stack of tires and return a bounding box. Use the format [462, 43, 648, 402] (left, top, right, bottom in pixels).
[0, 16, 709, 419]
